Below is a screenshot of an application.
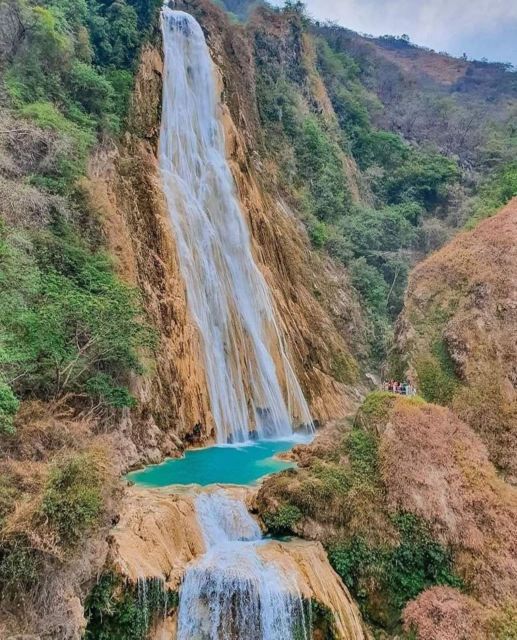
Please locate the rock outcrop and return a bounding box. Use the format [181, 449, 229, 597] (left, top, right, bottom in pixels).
[256, 393, 517, 634]
[108, 486, 369, 640]
[393, 198, 517, 479]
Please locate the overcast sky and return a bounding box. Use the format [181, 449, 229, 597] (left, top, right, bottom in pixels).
[273, 0, 517, 65]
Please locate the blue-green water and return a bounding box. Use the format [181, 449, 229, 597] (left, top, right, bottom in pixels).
[127, 438, 308, 487]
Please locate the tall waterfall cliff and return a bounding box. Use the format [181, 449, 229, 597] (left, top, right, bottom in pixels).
[159, 9, 311, 443]
[84, 0, 363, 459]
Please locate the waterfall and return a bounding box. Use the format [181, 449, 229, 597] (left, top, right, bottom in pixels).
[177, 491, 311, 640]
[159, 8, 312, 443]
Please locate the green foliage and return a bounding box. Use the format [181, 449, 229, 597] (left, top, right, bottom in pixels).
[0, 382, 20, 435]
[20, 100, 95, 192]
[68, 60, 114, 117]
[323, 201, 419, 361]
[467, 161, 517, 228]
[388, 513, 463, 607]
[349, 257, 389, 313]
[0, 223, 151, 409]
[87, 0, 140, 69]
[263, 504, 302, 535]
[307, 218, 329, 248]
[85, 374, 136, 409]
[41, 453, 103, 545]
[0, 539, 43, 595]
[3, 0, 160, 192]
[345, 427, 379, 482]
[416, 340, 459, 405]
[85, 573, 178, 640]
[295, 117, 351, 223]
[354, 130, 409, 171]
[329, 514, 462, 628]
[358, 391, 394, 423]
[380, 151, 460, 210]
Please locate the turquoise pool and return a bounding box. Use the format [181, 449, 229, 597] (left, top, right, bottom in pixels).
[127, 438, 309, 487]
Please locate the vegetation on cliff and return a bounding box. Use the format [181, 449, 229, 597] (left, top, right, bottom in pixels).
[0, 0, 161, 634]
[393, 199, 517, 479]
[0, 0, 515, 637]
[237, 0, 517, 361]
[257, 392, 517, 636]
[85, 573, 178, 640]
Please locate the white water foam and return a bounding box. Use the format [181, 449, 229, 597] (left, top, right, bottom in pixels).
[159, 8, 312, 443]
[177, 491, 311, 640]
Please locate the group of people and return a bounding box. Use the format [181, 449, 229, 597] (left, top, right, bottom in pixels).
[382, 380, 417, 396]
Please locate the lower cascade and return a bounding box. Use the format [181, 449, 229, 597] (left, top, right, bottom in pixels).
[177, 491, 311, 640]
[159, 7, 312, 443]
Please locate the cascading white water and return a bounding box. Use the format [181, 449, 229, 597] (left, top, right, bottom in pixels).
[177, 491, 311, 640]
[159, 8, 312, 443]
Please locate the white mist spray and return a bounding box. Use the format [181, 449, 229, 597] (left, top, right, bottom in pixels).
[177, 491, 311, 640]
[158, 8, 312, 443]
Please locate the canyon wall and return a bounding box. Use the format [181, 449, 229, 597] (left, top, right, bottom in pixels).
[83, 0, 364, 460]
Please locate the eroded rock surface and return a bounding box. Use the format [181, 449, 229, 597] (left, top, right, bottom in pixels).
[109, 486, 369, 640]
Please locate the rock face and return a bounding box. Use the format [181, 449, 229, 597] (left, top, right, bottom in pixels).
[82, 0, 364, 463]
[109, 486, 369, 640]
[109, 488, 205, 589]
[258, 539, 367, 639]
[394, 199, 517, 479]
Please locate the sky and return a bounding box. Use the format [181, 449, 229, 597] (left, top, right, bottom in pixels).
[272, 0, 517, 65]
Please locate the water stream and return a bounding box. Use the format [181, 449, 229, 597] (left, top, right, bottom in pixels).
[177, 491, 311, 640]
[159, 7, 312, 444]
[157, 8, 315, 637]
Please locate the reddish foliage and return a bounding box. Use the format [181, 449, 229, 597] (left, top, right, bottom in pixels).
[379, 397, 517, 604]
[403, 587, 487, 640]
[397, 199, 517, 476]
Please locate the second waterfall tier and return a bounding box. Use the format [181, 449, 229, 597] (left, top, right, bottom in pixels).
[158, 8, 312, 443]
[177, 491, 312, 640]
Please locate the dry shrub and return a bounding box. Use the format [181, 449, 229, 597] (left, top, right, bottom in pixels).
[395, 199, 517, 476]
[453, 382, 517, 478]
[0, 175, 54, 227]
[0, 109, 76, 180]
[8, 400, 92, 461]
[379, 396, 517, 604]
[403, 587, 488, 640]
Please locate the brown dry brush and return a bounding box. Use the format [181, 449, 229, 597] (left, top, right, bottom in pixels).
[0, 401, 121, 637]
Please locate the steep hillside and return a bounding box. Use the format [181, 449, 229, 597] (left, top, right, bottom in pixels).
[393, 199, 517, 479]
[256, 393, 517, 636]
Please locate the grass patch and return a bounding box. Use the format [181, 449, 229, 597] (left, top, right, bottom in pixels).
[416, 339, 460, 405]
[41, 453, 104, 546]
[354, 391, 395, 432]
